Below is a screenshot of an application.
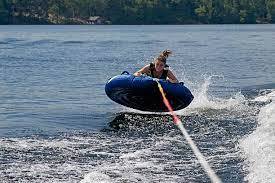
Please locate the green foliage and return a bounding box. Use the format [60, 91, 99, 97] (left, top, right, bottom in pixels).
[2, 0, 275, 24]
[0, 0, 9, 24]
[267, 0, 275, 22]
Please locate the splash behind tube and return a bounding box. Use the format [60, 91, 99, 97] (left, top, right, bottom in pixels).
[105, 72, 194, 112]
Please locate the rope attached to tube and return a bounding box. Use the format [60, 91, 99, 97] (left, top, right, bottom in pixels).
[155, 80, 221, 183]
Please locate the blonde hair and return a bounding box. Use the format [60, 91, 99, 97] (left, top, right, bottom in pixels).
[156, 49, 172, 63]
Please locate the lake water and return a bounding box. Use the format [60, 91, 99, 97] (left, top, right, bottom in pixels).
[0, 25, 275, 182]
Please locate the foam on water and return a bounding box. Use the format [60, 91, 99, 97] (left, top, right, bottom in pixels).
[0, 135, 109, 182]
[80, 172, 112, 183]
[78, 135, 197, 183]
[240, 90, 275, 183]
[252, 89, 274, 103]
[187, 76, 245, 110]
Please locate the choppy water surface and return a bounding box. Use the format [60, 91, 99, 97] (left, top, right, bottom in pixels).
[0, 25, 275, 182]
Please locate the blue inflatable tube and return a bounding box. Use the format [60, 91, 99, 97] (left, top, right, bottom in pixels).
[105, 72, 194, 112]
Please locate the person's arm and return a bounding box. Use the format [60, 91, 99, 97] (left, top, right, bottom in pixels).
[167, 70, 179, 83]
[134, 65, 150, 76]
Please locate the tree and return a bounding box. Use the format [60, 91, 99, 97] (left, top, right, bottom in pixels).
[267, 0, 275, 22]
[195, 0, 214, 23]
[239, 0, 256, 23]
[0, 0, 9, 24]
[1, 0, 274, 24]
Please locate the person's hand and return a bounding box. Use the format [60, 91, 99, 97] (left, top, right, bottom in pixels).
[133, 72, 141, 76]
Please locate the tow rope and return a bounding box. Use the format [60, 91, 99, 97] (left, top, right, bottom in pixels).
[156, 80, 221, 183]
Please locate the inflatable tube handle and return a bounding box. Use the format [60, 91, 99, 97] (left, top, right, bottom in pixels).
[121, 71, 130, 75]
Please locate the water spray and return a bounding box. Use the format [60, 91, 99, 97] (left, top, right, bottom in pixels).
[156, 80, 221, 183]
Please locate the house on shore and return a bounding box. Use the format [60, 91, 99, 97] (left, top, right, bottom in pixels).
[88, 16, 105, 24]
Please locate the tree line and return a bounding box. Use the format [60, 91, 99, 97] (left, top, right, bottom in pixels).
[1, 0, 275, 24]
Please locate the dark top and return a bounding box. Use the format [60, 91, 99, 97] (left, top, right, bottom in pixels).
[149, 63, 168, 79]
